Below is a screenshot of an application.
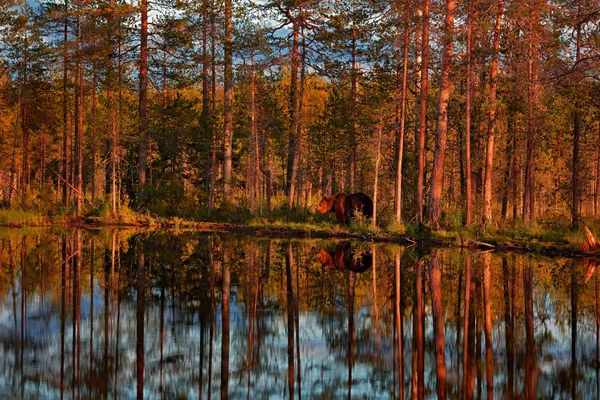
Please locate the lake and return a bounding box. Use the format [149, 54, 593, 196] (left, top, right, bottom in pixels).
[0, 229, 598, 399]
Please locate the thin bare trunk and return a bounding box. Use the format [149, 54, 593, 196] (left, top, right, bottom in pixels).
[429, 0, 456, 229]
[465, 2, 473, 225]
[373, 116, 383, 228]
[596, 122, 600, 218]
[223, 0, 233, 195]
[395, 0, 410, 223]
[483, 0, 503, 227]
[416, 0, 430, 222]
[75, 12, 84, 214]
[62, 0, 69, 208]
[523, 2, 540, 223]
[208, 0, 217, 213]
[250, 51, 257, 213]
[285, 11, 300, 208]
[138, 0, 149, 202]
[572, 9, 582, 227]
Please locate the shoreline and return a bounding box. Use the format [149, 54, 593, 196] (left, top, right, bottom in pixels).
[1, 216, 599, 259]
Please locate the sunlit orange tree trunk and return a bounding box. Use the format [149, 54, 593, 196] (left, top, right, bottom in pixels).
[429, 0, 456, 229]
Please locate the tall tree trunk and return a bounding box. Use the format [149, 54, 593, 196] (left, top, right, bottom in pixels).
[295, 29, 307, 207]
[91, 66, 97, 201]
[571, 9, 582, 227]
[138, 0, 149, 202]
[62, 0, 69, 208]
[465, 0, 473, 226]
[75, 12, 84, 214]
[202, 0, 210, 122]
[223, 0, 233, 195]
[250, 51, 257, 213]
[21, 31, 29, 199]
[373, 116, 383, 228]
[348, 0, 358, 192]
[523, 2, 540, 223]
[483, 0, 503, 227]
[595, 122, 600, 218]
[416, 0, 430, 222]
[285, 14, 300, 209]
[428, 0, 456, 229]
[208, 0, 217, 213]
[395, 0, 410, 223]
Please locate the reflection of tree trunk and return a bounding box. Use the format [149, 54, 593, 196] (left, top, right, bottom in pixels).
[475, 275, 482, 397]
[348, 271, 355, 400]
[524, 261, 535, 400]
[90, 240, 95, 392]
[571, 260, 578, 399]
[221, 251, 231, 400]
[60, 237, 66, 399]
[160, 287, 165, 394]
[114, 244, 122, 398]
[594, 274, 600, 399]
[295, 244, 302, 399]
[483, 252, 493, 399]
[71, 235, 78, 399]
[429, 251, 447, 400]
[104, 244, 110, 396]
[247, 243, 258, 399]
[502, 257, 514, 400]
[208, 238, 216, 398]
[395, 252, 403, 400]
[136, 251, 145, 400]
[462, 255, 473, 400]
[285, 243, 295, 399]
[372, 246, 380, 355]
[413, 259, 424, 400]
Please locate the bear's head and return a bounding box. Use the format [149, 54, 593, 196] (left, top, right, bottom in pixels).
[316, 196, 337, 213]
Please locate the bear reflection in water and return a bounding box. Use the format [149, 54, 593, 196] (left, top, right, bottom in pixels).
[316, 242, 373, 273]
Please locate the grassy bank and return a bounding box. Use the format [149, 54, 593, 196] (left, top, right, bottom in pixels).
[1, 207, 598, 257]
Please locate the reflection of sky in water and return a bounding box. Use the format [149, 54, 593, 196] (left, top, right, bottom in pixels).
[0, 234, 600, 399]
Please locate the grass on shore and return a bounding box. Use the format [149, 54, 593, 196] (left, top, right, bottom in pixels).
[1, 203, 599, 254]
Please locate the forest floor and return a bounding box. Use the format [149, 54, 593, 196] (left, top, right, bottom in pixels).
[1, 208, 599, 258]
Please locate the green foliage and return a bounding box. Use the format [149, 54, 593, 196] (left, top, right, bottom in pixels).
[0, 209, 46, 225]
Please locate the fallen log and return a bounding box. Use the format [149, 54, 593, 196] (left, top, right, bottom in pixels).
[467, 239, 496, 249]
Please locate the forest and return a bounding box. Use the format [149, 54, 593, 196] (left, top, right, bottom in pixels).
[0, 0, 599, 232]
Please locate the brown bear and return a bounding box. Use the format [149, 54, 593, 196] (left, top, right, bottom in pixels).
[316, 192, 374, 225]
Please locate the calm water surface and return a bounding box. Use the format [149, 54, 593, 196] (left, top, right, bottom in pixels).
[0, 229, 599, 399]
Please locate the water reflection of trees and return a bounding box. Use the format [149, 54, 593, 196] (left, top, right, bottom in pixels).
[1, 231, 600, 398]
